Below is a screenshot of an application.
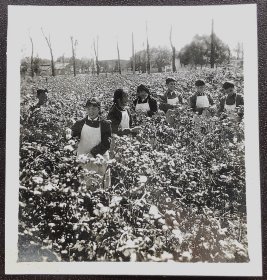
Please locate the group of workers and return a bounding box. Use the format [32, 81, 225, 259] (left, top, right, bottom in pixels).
[63, 77, 243, 186]
[33, 76, 244, 187]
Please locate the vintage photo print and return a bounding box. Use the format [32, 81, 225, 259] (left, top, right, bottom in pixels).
[5, 3, 262, 276]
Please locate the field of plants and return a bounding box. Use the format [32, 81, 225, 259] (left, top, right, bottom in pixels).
[18, 68, 249, 263]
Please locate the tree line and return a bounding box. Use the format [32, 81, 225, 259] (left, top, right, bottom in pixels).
[22, 24, 242, 78]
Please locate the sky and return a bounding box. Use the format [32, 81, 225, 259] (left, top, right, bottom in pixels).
[12, 4, 255, 61]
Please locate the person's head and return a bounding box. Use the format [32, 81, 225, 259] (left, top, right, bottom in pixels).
[85, 97, 101, 119]
[195, 80, 205, 94]
[166, 77, 176, 91]
[223, 81, 235, 96]
[113, 89, 128, 108]
[37, 88, 48, 105]
[137, 84, 150, 100]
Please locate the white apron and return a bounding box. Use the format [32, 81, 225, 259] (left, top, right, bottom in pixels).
[135, 101, 150, 112]
[119, 110, 130, 130]
[77, 124, 101, 157]
[225, 99, 237, 120]
[196, 95, 209, 109]
[167, 96, 179, 106]
[77, 123, 110, 187]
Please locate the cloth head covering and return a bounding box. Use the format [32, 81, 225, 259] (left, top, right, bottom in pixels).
[85, 97, 101, 108]
[137, 84, 150, 95]
[223, 81, 235, 90]
[195, 80, 205, 87]
[166, 77, 176, 84]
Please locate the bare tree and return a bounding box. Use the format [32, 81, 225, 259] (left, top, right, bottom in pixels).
[71, 36, 78, 77]
[29, 36, 34, 78]
[117, 41, 121, 74]
[93, 36, 100, 75]
[146, 22, 151, 74]
[169, 26, 176, 72]
[132, 32, 135, 74]
[41, 28, 55, 76]
[234, 42, 242, 60]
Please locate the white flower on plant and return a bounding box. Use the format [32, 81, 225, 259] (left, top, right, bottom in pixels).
[77, 154, 88, 163]
[42, 183, 54, 191]
[149, 205, 161, 219]
[64, 145, 74, 152]
[161, 251, 173, 261]
[138, 175, 147, 183]
[68, 139, 75, 146]
[32, 176, 43, 184]
[181, 251, 192, 261]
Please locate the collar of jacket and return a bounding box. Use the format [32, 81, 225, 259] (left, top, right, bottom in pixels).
[137, 96, 149, 103]
[87, 116, 99, 121]
[166, 90, 177, 99]
[196, 92, 206, 96]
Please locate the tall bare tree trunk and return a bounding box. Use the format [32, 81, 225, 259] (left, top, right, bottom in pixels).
[70, 36, 77, 77]
[41, 28, 55, 76]
[117, 41, 121, 74]
[210, 19, 215, 69]
[146, 22, 150, 74]
[132, 32, 135, 74]
[93, 36, 100, 75]
[169, 26, 176, 72]
[29, 37, 34, 78]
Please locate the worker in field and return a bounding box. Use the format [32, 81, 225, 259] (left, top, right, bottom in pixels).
[29, 88, 49, 114]
[189, 79, 215, 116]
[133, 84, 158, 117]
[159, 77, 183, 113]
[159, 77, 184, 125]
[107, 89, 141, 157]
[66, 97, 112, 187]
[107, 88, 141, 136]
[218, 81, 244, 121]
[189, 79, 216, 134]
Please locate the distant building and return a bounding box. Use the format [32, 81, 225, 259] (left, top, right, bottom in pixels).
[55, 62, 70, 75]
[39, 64, 51, 76]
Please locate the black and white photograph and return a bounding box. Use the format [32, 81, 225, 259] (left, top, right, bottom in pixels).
[5, 3, 262, 276]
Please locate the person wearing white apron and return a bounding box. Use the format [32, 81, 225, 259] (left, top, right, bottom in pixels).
[70, 98, 112, 187]
[218, 81, 244, 121]
[107, 89, 141, 157]
[159, 77, 183, 114]
[190, 79, 214, 116]
[134, 84, 158, 117]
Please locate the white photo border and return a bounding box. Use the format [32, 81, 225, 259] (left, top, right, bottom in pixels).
[5, 4, 262, 276]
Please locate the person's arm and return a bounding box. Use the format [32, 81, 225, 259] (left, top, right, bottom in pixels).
[208, 94, 214, 106]
[132, 98, 137, 112]
[218, 98, 225, 114]
[91, 121, 112, 157]
[189, 95, 197, 112]
[236, 94, 244, 106]
[236, 95, 244, 119]
[148, 98, 158, 116]
[71, 119, 84, 138]
[178, 94, 183, 105]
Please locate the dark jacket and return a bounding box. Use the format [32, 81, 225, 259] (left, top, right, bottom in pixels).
[133, 96, 158, 116]
[218, 94, 244, 113]
[107, 105, 133, 136]
[159, 90, 183, 113]
[189, 93, 214, 115]
[71, 117, 111, 157]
